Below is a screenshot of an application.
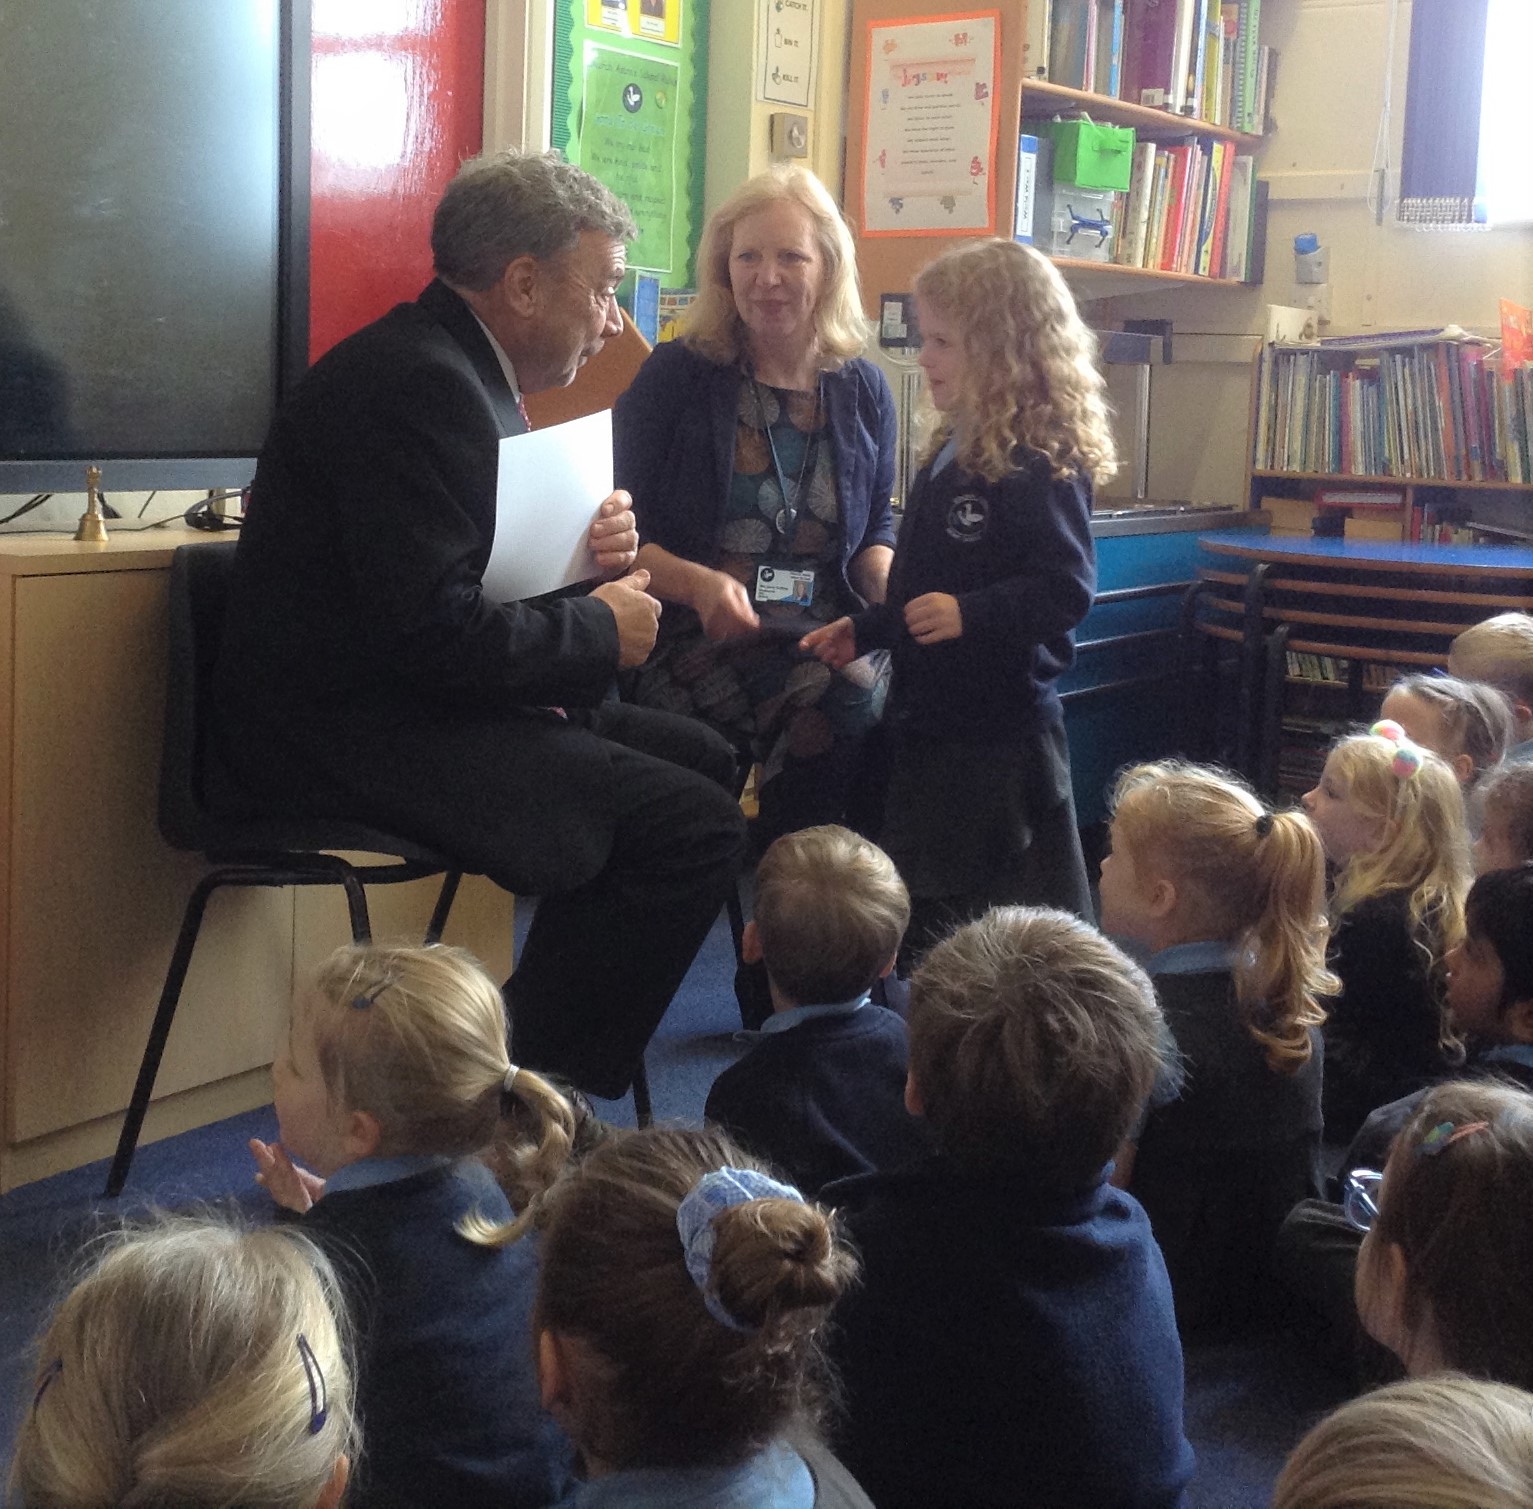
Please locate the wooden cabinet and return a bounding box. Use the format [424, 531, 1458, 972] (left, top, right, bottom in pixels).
[0, 532, 513, 1191]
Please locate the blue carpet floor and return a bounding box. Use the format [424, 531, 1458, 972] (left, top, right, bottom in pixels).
[0, 902, 1347, 1500]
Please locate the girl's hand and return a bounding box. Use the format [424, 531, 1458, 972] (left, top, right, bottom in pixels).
[696, 570, 761, 641]
[800, 616, 857, 670]
[249, 1138, 325, 1213]
[904, 593, 963, 644]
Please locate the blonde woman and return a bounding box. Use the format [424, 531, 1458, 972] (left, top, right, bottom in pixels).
[614, 167, 897, 849]
[804, 239, 1113, 957]
[10, 1217, 356, 1509]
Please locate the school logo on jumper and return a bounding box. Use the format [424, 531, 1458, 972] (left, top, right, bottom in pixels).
[946, 494, 989, 542]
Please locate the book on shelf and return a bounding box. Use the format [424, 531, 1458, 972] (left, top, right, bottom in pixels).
[1252, 334, 1532, 483]
[1025, 0, 1054, 79]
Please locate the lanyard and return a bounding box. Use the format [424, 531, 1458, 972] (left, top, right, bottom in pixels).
[752, 376, 822, 547]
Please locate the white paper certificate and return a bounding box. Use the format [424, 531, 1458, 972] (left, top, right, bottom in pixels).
[861, 12, 999, 237]
[483, 409, 609, 602]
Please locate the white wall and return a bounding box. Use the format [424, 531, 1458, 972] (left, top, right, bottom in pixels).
[1091, 0, 1533, 506]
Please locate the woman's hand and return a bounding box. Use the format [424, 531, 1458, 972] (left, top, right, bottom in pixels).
[249, 1138, 325, 1213]
[695, 569, 761, 641]
[800, 616, 857, 670]
[904, 593, 963, 644]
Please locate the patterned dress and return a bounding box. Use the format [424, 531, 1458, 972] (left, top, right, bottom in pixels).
[626, 379, 885, 824]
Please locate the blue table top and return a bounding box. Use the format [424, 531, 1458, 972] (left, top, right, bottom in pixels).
[1199, 534, 1533, 575]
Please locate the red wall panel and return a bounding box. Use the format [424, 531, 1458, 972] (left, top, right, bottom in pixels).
[308, 0, 486, 363]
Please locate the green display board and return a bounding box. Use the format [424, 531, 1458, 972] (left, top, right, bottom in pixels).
[553, 0, 709, 287]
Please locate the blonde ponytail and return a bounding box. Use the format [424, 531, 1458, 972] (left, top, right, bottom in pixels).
[459, 1064, 576, 1247]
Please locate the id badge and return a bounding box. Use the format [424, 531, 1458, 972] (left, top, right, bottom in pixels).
[754, 563, 816, 607]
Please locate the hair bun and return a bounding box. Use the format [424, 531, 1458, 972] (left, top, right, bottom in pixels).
[709, 1198, 852, 1330]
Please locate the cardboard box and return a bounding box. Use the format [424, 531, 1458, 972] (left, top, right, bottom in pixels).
[1049, 120, 1135, 192]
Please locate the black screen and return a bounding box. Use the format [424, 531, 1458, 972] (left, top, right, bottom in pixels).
[0, 0, 308, 492]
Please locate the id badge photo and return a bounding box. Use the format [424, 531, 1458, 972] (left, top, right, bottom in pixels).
[754, 562, 816, 608]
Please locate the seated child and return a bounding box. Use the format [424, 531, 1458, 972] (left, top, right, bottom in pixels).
[1272, 1375, 1533, 1509]
[1301, 721, 1470, 1139]
[705, 824, 929, 1195]
[10, 1216, 355, 1509]
[1352, 1080, 1533, 1390]
[1379, 672, 1512, 788]
[1278, 866, 1533, 1381]
[1475, 762, 1533, 874]
[530, 1125, 871, 1507]
[249, 942, 575, 1509]
[1450, 611, 1533, 763]
[827, 907, 1195, 1509]
[1101, 761, 1332, 1335]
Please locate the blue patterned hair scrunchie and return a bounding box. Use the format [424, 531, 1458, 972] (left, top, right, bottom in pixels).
[675, 1166, 805, 1332]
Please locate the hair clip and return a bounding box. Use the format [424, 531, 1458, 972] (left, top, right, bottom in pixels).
[349, 975, 395, 1011]
[32, 1357, 62, 1413]
[296, 1333, 328, 1434]
[1418, 1119, 1490, 1157]
[502, 1063, 521, 1098]
[1253, 812, 1274, 838]
[1369, 720, 1424, 780]
[675, 1166, 804, 1332]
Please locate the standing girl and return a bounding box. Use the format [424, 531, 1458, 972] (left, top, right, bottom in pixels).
[1302, 722, 1472, 1138]
[802, 240, 1108, 957]
[248, 942, 577, 1509]
[1099, 760, 1335, 1333]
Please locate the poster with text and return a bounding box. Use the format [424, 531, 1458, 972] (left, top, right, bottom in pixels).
[580, 46, 679, 271]
[586, 0, 681, 47]
[861, 11, 1000, 237]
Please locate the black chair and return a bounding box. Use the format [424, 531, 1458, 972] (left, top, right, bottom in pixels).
[105, 542, 466, 1196]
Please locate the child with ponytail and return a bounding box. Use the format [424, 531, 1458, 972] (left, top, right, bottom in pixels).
[1100, 760, 1335, 1333]
[1302, 721, 1472, 1138]
[529, 1125, 870, 1507]
[249, 942, 577, 1509]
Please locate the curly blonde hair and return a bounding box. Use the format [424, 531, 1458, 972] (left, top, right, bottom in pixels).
[682, 167, 869, 370]
[1110, 762, 1336, 1073]
[913, 239, 1117, 485]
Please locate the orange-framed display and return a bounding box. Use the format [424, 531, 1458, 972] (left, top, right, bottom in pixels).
[860, 10, 1001, 238]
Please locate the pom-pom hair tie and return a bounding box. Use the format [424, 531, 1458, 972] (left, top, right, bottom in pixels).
[1368, 720, 1424, 780]
[1418, 1119, 1490, 1157]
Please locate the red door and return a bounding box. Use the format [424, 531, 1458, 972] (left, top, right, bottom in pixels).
[308, 0, 486, 363]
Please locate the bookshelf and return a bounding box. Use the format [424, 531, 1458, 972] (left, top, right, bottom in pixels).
[1246, 335, 1533, 545]
[846, 0, 1272, 307]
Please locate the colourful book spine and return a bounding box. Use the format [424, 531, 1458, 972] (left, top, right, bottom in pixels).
[1207, 140, 1233, 275]
[1239, 0, 1263, 134]
[1158, 146, 1190, 269]
[1131, 0, 1180, 108]
[1106, 0, 1126, 98]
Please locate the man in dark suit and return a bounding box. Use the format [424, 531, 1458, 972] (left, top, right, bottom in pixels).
[212, 151, 746, 1099]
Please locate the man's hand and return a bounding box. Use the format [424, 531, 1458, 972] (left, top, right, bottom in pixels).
[249, 1137, 325, 1213]
[590, 568, 661, 667]
[905, 593, 963, 645]
[695, 569, 761, 641]
[800, 616, 858, 670]
[587, 490, 639, 576]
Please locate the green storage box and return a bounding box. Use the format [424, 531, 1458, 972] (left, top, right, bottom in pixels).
[1048, 120, 1134, 192]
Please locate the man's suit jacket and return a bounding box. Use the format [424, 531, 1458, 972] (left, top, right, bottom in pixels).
[211, 279, 626, 893]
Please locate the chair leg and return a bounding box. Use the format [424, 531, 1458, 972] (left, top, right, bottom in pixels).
[725, 881, 746, 963]
[104, 874, 223, 1197]
[423, 871, 462, 945]
[341, 871, 372, 944]
[632, 1057, 653, 1127]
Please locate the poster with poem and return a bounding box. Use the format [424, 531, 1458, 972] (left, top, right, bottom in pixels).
[586, 0, 681, 47]
[861, 11, 999, 237]
[579, 45, 679, 271]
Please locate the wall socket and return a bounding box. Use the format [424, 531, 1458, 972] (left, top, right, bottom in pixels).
[769, 112, 809, 158]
